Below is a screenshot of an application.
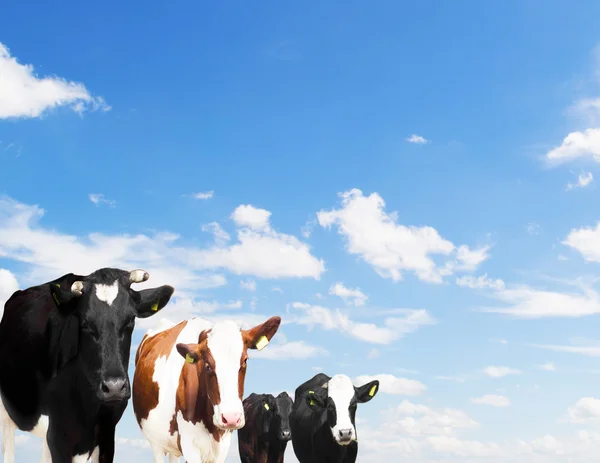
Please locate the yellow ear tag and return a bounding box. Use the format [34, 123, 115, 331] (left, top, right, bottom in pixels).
[185, 354, 195, 364]
[369, 385, 377, 397]
[264, 403, 270, 411]
[309, 399, 317, 406]
[255, 335, 269, 351]
[52, 292, 60, 305]
[151, 301, 159, 312]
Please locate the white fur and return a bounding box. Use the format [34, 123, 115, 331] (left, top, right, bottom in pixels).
[326, 374, 357, 444]
[72, 446, 98, 463]
[207, 321, 245, 429]
[94, 280, 119, 306]
[137, 318, 244, 462]
[0, 397, 16, 463]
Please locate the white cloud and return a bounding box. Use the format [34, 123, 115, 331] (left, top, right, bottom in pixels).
[248, 340, 328, 360]
[530, 340, 600, 357]
[435, 375, 466, 383]
[135, 298, 242, 331]
[405, 134, 429, 144]
[0, 269, 20, 319]
[367, 348, 380, 359]
[240, 279, 256, 292]
[566, 171, 594, 191]
[526, 222, 540, 235]
[0, 42, 109, 119]
[190, 205, 325, 279]
[14, 435, 30, 446]
[289, 302, 436, 345]
[567, 398, 600, 423]
[537, 361, 557, 371]
[201, 222, 231, 246]
[89, 193, 116, 207]
[193, 191, 214, 200]
[116, 437, 150, 450]
[471, 394, 511, 407]
[483, 366, 521, 378]
[231, 204, 271, 231]
[478, 284, 600, 318]
[0, 196, 325, 312]
[426, 435, 503, 458]
[354, 374, 427, 396]
[328, 282, 368, 306]
[456, 274, 505, 290]
[317, 189, 488, 283]
[545, 128, 600, 165]
[389, 400, 479, 436]
[563, 221, 600, 263]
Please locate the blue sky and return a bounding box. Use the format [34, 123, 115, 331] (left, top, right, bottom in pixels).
[4, 0, 600, 461]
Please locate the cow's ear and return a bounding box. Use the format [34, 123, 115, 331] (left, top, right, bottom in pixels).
[49, 276, 85, 311]
[242, 316, 281, 350]
[306, 390, 326, 408]
[354, 380, 379, 403]
[134, 285, 175, 318]
[176, 343, 200, 364]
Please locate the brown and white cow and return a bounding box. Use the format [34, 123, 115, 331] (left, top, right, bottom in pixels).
[132, 316, 281, 463]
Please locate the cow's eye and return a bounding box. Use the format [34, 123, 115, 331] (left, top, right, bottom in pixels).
[205, 363, 212, 373]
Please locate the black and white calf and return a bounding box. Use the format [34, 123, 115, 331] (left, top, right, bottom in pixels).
[289, 373, 379, 463]
[0, 268, 174, 463]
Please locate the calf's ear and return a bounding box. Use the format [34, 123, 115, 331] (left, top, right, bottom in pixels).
[134, 285, 175, 318]
[242, 316, 281, 350]
[354, 380, 379, 403]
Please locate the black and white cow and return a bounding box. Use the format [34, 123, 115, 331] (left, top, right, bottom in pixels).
[0, 267, 174, 463]
[289, 373, 379, 463]
[237, 391, 293, 463]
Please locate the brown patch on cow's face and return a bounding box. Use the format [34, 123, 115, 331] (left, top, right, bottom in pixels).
[132, 320, 188, 424]
[174, 329, 228, 442]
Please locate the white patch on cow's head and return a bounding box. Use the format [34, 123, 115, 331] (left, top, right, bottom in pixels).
[94, 280, 119, 306]
[207, 320, 245, 430]
[326, 374, 357, 445]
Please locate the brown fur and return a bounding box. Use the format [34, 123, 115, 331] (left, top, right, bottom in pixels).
[133, 316, 282, 457]
[132, 320, 188, 423]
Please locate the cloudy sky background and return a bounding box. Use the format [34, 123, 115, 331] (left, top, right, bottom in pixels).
[4, 1, 600, 462]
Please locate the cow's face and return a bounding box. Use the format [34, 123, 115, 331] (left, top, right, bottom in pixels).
[176, 316, 281, 431]
[51, 268, 174, 405]
[272, 392, 293, 441]
[307, 375, 379, 446]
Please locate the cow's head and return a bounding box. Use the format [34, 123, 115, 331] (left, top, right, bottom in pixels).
[50, 268, 174, 405]
[272, 392, 293, 441]
[307, 374, 379, 445]
[175, 316, 281, 431]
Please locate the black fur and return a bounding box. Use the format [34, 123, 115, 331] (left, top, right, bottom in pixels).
[0, 268, 174, 463]
[238, 391, 293, 463]
[289, 373, 379, 463]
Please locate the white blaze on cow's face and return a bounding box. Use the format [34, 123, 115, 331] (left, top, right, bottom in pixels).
[94, 280, 120, 306]
[325, 375, 358, 445]
[208, 321, 246, 430]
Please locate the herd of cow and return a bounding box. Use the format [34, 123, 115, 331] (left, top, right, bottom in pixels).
[0, 268, 380, 463]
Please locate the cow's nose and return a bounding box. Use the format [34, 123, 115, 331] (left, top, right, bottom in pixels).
[338, 429, 353, 442]
[280, 429, 291, 441]
[99, 378, 129, 402]
[221, 412, 242, 427]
